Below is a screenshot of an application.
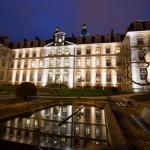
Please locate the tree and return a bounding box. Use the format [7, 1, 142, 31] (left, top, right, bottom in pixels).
[113, 43, 150, 88]
[15, 82, 37, 99]
[77, 76, 85, 87]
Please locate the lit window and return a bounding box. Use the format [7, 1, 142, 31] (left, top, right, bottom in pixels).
[86, 58, 91, 67]
[116, 47, 121, 53]
[57, 49, 62, 55]
[64, 58, 69, 67]
[95, 126, 101, 137]
[56, 59, 61, 67]
[50, 59, 54, 67]
[61, 124, 67, 134]
[96, 58, 100, 67]
[60, 137, 66, 143]
[96, 47, 101, 54]
[40, 51, 44, 57]
[76, 58, 81, 67]
[63, 71, 68, 84]
[85, 125, 90, 136]
[74, 124, 80, 134]
[106, 47, 110, 54]
[140, 68, 146, 80]
[50, 49, 54, 55]
[39, 60, 43, 67]
[31, 60, 36, 68]
[64, 49, 69, 55]
[26, 119, 30, 128]
[86, 71, 91, 82]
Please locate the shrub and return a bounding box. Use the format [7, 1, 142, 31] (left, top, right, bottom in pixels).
[15, 82, 37, 98]
[111, 87, 118, 93]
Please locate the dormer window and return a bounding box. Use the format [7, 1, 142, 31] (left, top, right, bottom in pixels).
[137, 37, 143, 45]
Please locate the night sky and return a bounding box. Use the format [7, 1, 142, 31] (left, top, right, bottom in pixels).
[0, 0, 150, 42]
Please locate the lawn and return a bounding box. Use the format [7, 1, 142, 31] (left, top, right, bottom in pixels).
[130, 93, 150, 102]
[39, 88, 132, 97]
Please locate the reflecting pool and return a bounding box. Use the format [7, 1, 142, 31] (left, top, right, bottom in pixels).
[0, 104, 109, 149]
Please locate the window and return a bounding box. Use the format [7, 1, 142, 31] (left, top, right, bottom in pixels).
[50, 59, 54, 67]
[32, 52, 36, 57]
[106, 47, 110, 54]
[61, 124, 67, 134]
[24, 61, 28, 68]
[85, 125, 90, 136]
[40, 51, 44, 57]
[116, 59, 121, 66]
[86, 48, 91, 54]
[22, 72, 27, 81]
[64, 49, 69, 55]
[76, 71, 81, 81]
[25, 52, 29, 57]
[77, 49, 81, 55]
[106, 58, 111, 66]
[106, 71, 111, 82]
[12, 53, 16, 58]
[74, 139, 79, 146]
[38, 71, 42, 81]
[11, 62, 14, 68]
[60, 137, 66, 144]
[0, 71, 4, 80]
[85, 108, 90, 119]
[96, 109, 101, 120]
[96, 47, 101, 54]
[8, 73, 12, 81]
[39, 60, 43, 67]
[96, 58, 100, 67]
[25, 132, 29, 139]
[76, 58, 81, 67]
[86, 58, 91, 67]
[116, 47, 121, 53]
[9, 129, 14, 136]
[17, 61, 21, 68]
[64, 58, 69, 67]
[56, 59, 61, 67]
[50, 49, 54, 55]
[63, 71, 68, 84]
[30, 72, 34, 81]
[137, 37, 143, 45]
[2, 59, 6, 67]
[136, 25, 142, 31]
[57, 49, 61, 55]
[96, 71, 101, 82]
[18, 118, 22, 127]
[31, 60, 36, 68]
[74, 124, 80, 134]
[138, 51, 145, 60]
[15, 72, 19, 81]
[95, 126, 101, 137]
[26, 119, 30, 128]
[18, 53, 22, 58]
[140, 68, 146, 80]
[17, 130, 21, 137]
[52, 123, 58, 132]
[117, 72, 122, 82]
[86, 71, 90, 82]
[10, 120, 15, 126]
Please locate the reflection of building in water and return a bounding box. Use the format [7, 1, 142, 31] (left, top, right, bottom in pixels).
[0, 105, 108, 149]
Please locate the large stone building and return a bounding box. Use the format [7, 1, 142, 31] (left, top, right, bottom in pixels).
[0, 20, 150, 92]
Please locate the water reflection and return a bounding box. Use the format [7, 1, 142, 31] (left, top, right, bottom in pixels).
[0, 105, 109, 149]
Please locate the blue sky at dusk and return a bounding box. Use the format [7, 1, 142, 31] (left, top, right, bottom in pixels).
[0, 0, 150, 42]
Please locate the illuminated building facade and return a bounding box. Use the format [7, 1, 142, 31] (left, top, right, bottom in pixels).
[0, 20, 150, 91]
